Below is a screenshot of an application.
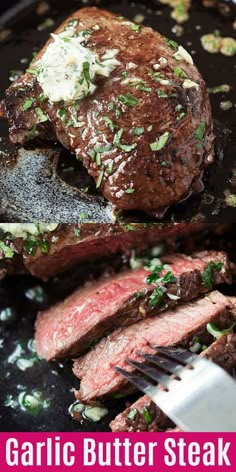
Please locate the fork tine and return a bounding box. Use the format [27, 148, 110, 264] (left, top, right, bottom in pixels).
[151, 346, 198, 365]
[126, 359, 171, 387]
[139, 352, 182, 376]
[114, 366, 154, 393]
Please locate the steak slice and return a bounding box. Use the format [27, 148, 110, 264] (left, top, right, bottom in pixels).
[2, 7, 214, 213]
[110, 331, 236, 432]
[0, 222, 208, 280]
[35, 250, 231, 360]
[73, 291, 233, 402]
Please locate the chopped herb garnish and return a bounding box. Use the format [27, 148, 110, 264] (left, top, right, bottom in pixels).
[103, 116, 117, 132]
[166, 38, 179, 50]
[125, 188, 135, 194]
[96, 167, 105, 188]
[94, 144, 112, 154]
[28, 125, 37, 141]
[88, 149, 96, 160]
[0, 241, 14, 258]
[142, 407, 152, 425]
[81, 61, 91, 86]
[24, 239, 37, 256]
[175, 104, 183, 112]
[118, 94, 138, 108]
[38, 93, 47, 103]
[194, 121, 206, 142]
[96, 153, 101, 166]
[127, 408, 138, 421]
[108, 162, 113, 174]
[161, 160, 167, 167]
[201, 261, 223, 290]
[23, 98, 34, 111]
[132, 127, 145, 136]
[149, 287, 164, 307]
[161, 271, 176, 284]
[157, 90, 169, 99]
[68, 19, 79, 27]
[177, 112, 186, 121]
[74, 228, 81, 237]
[58, 108, 68, 123]
[138, 86, 152, 92]
[147, 264, 164, 284]
[35, 108, 48, 123]
[38, 239, 50, 255]
[150, 131, 170, 152]
[122, 71, 129, 79]
[131, 24, 141, 32]
[174, 66, 187, 78]
[113, 128, 137, 152]
[147, 125, 153, 132]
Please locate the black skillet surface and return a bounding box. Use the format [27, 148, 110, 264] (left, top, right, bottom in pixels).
[0, 0, 236, 222]
[0, 225, 236, 433]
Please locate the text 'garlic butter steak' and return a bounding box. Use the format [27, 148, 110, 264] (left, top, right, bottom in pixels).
[73, 292, 233, 402]
[2, 7, 214, 213]
[35, 251, 231, 360]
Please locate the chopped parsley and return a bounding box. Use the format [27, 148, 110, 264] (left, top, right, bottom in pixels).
[166, 38, 179, 50]
[103, 116, 117, 132]
[113, 128, 137, 152]
[138, 86, 152, 92]
[174, 66, 187, 78]
[194, 121, 206, 142]
[175, 104, 183, 112]
[118, 94, 138, 108]
[201, 261, 223, 290]
[147, 264, 164, 284]
[147, 125, 153, 132]
[149, 287, 165, 307]
[35, 108, 48, 123]
[0, 241, 14, 258]
[58, 108, 68, 123]
[150, 131, 170, 152]
[157, 90, 169, 99]
[68, 19, 79, 27]
[24, 239, 38, 256]
[96, 167, 105, 188]
[132, 127, 145, 136]
[23, 98, 34, 111]
[74, 228, 81, 237]
[122, 71, 129, 79]
[125, 188, 135, 194]
[130, 24, 141, 32]
[142, 407, 152, 425]
[127, 408, 138, 421]
[94, 144, 112, 154]
[28, 125, 37, 141]
[108, 162, 113, 174]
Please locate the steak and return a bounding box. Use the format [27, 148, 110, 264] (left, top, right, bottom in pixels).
[2, 7, 214, 213]
[35, 250, 231, 360]
[73, 291, 233, 402]
[110, 331, 236, 432]
[0, 222, 208, 280]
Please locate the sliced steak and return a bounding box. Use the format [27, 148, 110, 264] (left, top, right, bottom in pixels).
[2, 7, 214, 213]
[110, 331, 236, 432]
[73, 291, 233, 402]
[35, 250, 231, 360]
[0, 222, 208, 280]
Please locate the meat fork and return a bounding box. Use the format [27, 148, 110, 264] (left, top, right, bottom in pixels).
[115, 347, 236, 432]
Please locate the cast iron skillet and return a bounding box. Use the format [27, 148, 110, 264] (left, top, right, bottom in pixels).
[0, 225, 236, 433]
[0, 0, 235, 222]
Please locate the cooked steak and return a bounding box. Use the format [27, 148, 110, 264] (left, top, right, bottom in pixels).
[0, 222, 208, 280]
[110, 331, 236, 432]
[35, 250, 231, 360]
[2, 7, 214, 213]
[73, 292, 233, 402]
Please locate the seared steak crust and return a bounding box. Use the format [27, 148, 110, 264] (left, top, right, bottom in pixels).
[3, 7, 214, 212]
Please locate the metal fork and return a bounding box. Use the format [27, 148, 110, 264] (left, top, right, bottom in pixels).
[115, 346, 236, 432]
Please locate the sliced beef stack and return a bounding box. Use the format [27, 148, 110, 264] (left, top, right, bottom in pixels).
[35, 250, 231, 360]
[34, 242, 236, 431]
